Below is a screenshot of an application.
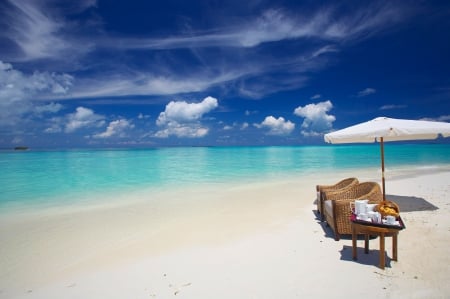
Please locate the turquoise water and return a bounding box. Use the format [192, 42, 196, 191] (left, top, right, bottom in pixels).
[1, 144, 450, 210]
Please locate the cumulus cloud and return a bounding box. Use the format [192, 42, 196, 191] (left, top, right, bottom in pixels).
[357, 87, 376, 97]
[256, 116, 295, 136]
[0, 60, 72, 127]
[94, 119, 134, 138]
[65, 107, 105, 133]
[155, 96, 219, 138]
[294, 100, 335, 136]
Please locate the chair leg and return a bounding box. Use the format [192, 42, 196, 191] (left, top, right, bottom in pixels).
[334, 232, 340, 241]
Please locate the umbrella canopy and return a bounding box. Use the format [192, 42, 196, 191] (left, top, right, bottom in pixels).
[324, 117, 450, 200]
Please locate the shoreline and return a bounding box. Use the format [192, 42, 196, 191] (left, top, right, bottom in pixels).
[3, 162, 450, 218]
[1, 167, 450, 298]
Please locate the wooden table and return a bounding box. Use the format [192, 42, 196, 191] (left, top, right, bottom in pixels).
[351, 219, 404, 269]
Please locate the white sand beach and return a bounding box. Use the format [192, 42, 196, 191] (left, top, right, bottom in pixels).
[1, 166, 450, 299]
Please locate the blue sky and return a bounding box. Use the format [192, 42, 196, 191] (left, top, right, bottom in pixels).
[1, 0, 449, 148]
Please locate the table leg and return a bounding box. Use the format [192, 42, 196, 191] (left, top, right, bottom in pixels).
[352, 227, 357, 260]
[364, 234, 369, 254]
[379, 233, 385, 269]
[392, 233, 398, 261]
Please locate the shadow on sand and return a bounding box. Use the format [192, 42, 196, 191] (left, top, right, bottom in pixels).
[385, 194, 438, 212]
[312, 193, 435, 268]
[339, 245, 395, 269]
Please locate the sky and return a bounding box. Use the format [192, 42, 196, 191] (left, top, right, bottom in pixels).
[1, 0, 450, 148]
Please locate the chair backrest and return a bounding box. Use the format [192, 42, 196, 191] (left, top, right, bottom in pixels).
[317, 177, 359, 192]
[323, 181, 382, 202]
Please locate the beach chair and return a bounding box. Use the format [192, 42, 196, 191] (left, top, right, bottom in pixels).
[316, 177, 359, 221]
[322, 182, 383, 241]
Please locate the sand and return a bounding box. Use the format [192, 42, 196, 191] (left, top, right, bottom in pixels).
[1, 166, 450, 299]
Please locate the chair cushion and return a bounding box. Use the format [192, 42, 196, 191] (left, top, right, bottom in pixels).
[324, 200, 333, 216]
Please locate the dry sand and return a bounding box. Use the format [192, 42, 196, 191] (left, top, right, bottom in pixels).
[1, 166, 449, 298]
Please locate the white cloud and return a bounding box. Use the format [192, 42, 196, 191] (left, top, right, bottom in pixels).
[114, 5, 407, 50]
[310, 94, 322, 100]
[1, 1, 95, 62]
[53, 4, 410, 100]
[2, 1, 67, 60]
[1, 2, 413, 102]
[155, 96, 219, 138]
[34, 102, 64, 115]
[44, 119, 63, 133]
[157, 96, 218, 124]
[155, 125, 209, 138]
[0, 60, 73, 127]
[223, 121, 249, 131]
[138, 113, 150, 119]
[357, 87, 376, 97]
[294, 100, 335, 136]
[420, 115, 450, 122]
[65, 107, 105, 133]
[237, 75, 308, 99]
[380, 104, 407, 110]
[94, 119, 134, 139]
[312, 45, 338, 58]
[256, 116, 295, 136]
[63, 70, 246, 99]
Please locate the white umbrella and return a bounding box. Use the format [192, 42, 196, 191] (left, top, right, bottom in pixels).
[324, 117, 450, 200]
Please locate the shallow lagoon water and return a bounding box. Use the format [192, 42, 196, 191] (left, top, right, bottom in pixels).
[1, 144, 449, 210]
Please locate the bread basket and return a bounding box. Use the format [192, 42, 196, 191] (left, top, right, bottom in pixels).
[376, 200, 400, 218]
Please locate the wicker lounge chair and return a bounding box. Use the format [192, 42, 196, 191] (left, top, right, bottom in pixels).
[316, 177, 359, 221]
[322, 182, 383, 241]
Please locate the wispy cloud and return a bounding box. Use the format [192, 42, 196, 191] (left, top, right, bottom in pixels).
[1, 0, 96, 62]
[59, 69, 253, 99]
[380, 104, 407, 110]
[108, 4, 408, 50]
[357, 87, 376, 97]
[80, 3, 409, 98]
[0, 1, 414, 101]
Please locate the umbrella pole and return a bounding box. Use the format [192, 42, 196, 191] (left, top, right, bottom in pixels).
[380, 137, 386, 201]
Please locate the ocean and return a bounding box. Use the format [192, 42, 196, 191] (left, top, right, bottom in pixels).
[1, 144, 450, 211]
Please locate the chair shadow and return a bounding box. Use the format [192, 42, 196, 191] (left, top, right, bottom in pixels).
[312, 206, 392, 268]
[312, 209, 360, 241]
[386, 194, 438, 212]
[340, 245, 393, 269]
